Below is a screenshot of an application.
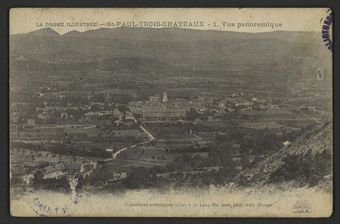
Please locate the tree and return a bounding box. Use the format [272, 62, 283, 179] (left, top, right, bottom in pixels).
[117, 104, 129, 113]
[186, 108, 199, 121]
[218, 142, 237, 177]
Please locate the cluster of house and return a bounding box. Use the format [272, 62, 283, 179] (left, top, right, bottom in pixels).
[35, 106, 76, 120]
[14, 88, 280, 128]
[19, 99, 138, 128]
[128, 91, 280, 121]
[128, 92, 189, 120]
[214, 93, 280, 115]
[23, 162, 94, 185]
[156, 166, 222, 178]
[84, 108, 123, 121]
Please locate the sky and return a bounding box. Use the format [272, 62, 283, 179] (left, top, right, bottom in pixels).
[10, 8, 330, 34]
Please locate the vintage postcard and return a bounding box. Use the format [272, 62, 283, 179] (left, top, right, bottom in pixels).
[9, 8, 332, 217]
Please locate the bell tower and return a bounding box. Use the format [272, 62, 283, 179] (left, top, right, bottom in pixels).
[162, 91, 168, 103]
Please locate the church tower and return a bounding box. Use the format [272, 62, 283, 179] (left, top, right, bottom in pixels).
[162, 91, 168, 103]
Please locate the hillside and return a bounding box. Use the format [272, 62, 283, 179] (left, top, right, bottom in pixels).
[234, 121, 332, 187]
[10, 55, 175, 74]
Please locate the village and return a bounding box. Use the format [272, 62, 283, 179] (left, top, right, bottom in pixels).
[10, 74, 324, 193]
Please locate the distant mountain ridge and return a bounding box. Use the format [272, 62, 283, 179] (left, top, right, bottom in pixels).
[10, 55, 175, 74]
[10, 27, 331, 80]
[15, 27, 321, 41]
[21, 27, 60, 37]
[62, 30, 81, 37]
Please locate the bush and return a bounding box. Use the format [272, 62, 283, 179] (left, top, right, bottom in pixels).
[269, 152, 331, 187]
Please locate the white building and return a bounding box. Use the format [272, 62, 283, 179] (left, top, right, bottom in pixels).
[162, 91, 168, 103]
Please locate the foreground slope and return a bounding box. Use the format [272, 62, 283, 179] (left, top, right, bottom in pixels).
[234, 121, 332, 187]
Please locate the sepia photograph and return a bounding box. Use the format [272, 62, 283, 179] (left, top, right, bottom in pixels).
[9, 8, 333, 217]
